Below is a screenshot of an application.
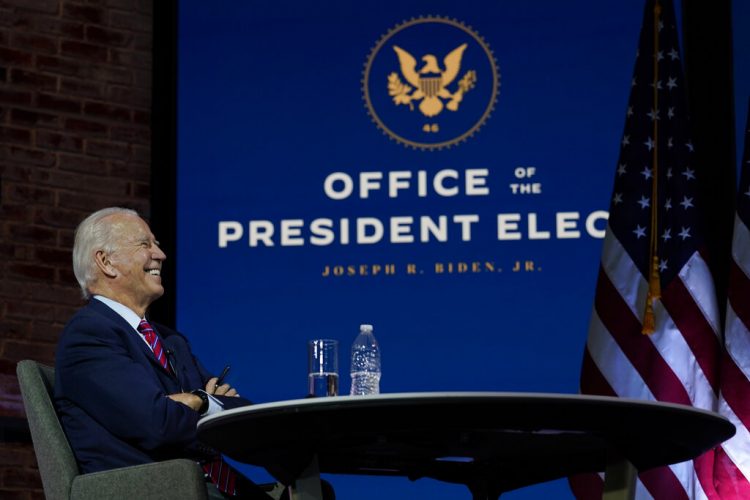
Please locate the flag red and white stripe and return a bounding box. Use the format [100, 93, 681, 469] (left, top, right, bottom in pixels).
[714, 102, 750, 498]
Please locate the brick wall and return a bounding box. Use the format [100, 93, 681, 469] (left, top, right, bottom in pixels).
[0, 0, 154, 496]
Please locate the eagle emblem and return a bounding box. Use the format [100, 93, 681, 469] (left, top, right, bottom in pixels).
[388, 44, 477, 118]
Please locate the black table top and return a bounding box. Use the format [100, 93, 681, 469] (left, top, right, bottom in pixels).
[197, 392, 735, 492]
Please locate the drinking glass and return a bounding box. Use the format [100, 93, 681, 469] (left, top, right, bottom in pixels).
[307, 339, 339, 397]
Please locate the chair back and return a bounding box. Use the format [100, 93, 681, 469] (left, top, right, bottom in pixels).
[16, 360, 79, 500]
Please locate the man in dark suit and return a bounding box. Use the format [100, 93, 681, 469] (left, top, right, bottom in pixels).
[54, 207, 278, 499]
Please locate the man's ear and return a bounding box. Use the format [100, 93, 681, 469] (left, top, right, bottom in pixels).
[94, 250, 118, 278]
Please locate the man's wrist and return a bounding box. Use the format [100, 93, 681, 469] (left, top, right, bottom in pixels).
[190, 389, 209, 414]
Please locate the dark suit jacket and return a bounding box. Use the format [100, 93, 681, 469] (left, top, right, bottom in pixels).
[54, 299, 251, 474]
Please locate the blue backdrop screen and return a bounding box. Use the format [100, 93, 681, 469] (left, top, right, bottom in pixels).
[176, 2, 748, 498]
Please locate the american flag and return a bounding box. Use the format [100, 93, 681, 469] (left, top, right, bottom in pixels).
[572, 0, 723, 498]
[714, 101, 750, 497]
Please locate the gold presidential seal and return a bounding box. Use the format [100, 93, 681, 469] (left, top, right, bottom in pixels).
[363, 16, 499, 150]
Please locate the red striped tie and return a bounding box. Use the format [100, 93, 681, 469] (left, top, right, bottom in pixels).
[137, 319, 172, 374]
[138, 321, 239, 495]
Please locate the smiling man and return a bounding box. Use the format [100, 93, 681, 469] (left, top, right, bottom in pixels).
[53, 207, 278, 499]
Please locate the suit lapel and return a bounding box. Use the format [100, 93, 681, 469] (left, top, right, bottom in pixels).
[87, 300, 176, 379]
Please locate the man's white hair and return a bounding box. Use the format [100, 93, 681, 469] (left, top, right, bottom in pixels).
[72, 207, 139, 299]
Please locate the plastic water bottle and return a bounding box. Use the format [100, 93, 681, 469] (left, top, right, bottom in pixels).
[350, 324, 381, 395]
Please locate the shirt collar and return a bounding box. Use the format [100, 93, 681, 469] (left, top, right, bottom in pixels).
[93, 295, 143, 331]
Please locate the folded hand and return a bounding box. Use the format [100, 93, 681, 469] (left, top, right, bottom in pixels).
[206, 376, 239, 397]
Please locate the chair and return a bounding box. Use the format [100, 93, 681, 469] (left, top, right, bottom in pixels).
[16, 360, 208, 500]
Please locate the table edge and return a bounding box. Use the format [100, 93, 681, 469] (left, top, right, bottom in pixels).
[198, 391, 731, 429]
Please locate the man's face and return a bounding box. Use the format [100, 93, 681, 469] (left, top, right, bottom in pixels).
[105, 213, 167, 312]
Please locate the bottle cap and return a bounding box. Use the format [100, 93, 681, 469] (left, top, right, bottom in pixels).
[359, 324, 373, 333]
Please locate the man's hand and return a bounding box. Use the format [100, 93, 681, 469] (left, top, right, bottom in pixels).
[167, 392, 203, 411]
[205, 377, 239, 397]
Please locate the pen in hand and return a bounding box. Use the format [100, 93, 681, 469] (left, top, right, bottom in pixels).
[215, 365, 231, 387]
